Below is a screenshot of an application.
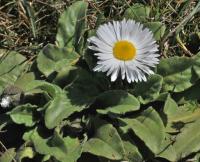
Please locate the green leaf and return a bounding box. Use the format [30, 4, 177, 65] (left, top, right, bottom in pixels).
[16, 147, 35, 161]
[124, 3, 150, 21]
[164, 96, 200, 123]
[8, 104, 37, 127]
[144, 22, 166, 41]
[83, 122, 125, 160]
[14, 72, 35, 91]
[23, 80, 84, 129]
[0, 51, 27, 93]
[52, 66, 77, 87]
[123, 141, 143, 162]
[121, 134, 143, 162]
[173, 119, 200, 160]
[37, 44, 79, 77]
[156, 134, 177, 161]
[132, 74, 163, 104]
[163, 95, 181, 133]
[156, 92, 169, 102]
[65, 69, 101, 108]
[120, 107, 165, 154]
[174, 80, 200, 102]
[0, 51, 26, 77]
[56, 1, 88, 50]
[164, 95, 200, 133]
[0, 148, 16, 162]
[41, 155, 51, 162]
[193, 152, 200, 162]
[25, 80, 62, 97]
[164, 95, 179, 117]
[45, 92, 83, 129]
[157, 56, 195, 92]
[23, 129, 35, 141]
[168, 107, 200, 124]
[96, 90, 140, 115]
[31, 129, 82, 162]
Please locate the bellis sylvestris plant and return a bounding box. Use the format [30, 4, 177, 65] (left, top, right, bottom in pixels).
[1, 1, 200, 162]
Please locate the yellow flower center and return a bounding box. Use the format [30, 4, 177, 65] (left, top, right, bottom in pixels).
[113, 41, 136, 61]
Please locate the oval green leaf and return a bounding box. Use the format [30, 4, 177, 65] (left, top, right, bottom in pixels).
[145, 22, 166, 41]
[124, 3, 150, 21]
[132, 74, 163, 104]
[37, 44, 79, 77]
[56, 1, 88, 50]
[120, 107, 165, 154]
[83, 123, 125, 160]
[95, 90, 140, 115]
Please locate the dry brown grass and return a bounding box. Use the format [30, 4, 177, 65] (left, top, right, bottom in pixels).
[0, 0, 199, 57]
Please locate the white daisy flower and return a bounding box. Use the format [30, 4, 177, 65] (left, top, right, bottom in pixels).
[88, 19, 159, 83]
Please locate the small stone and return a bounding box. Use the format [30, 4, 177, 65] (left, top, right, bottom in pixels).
[0, 96, 11, 108]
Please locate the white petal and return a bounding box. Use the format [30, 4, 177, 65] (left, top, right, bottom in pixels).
[97, 25, 116, 45]
[120, 62, 126, 80]
[88, 36, 112, 49]
[126, 69, 132, 83]
[96, 53, 114, 60]
[93, 64, 104, 71]
[113, 21, 121, 40]
[111, 67, 119, 82]
[88, 45, 112, 53]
